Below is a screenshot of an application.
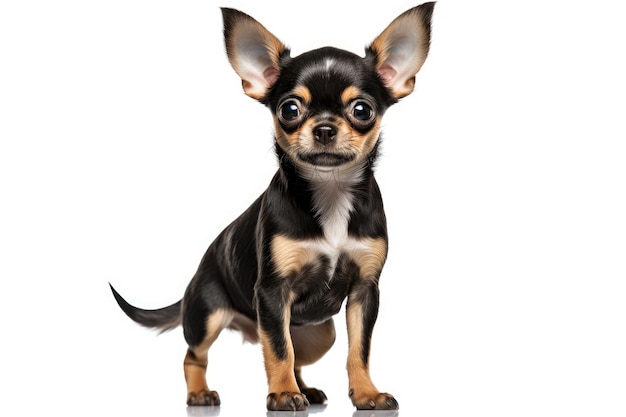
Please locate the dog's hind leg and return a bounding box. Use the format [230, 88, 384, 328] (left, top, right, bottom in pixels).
[183, 308, 233, 406]
[291, 318, 336, 404]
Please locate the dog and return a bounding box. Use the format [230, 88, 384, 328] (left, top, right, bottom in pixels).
[110, 3, 434, 411]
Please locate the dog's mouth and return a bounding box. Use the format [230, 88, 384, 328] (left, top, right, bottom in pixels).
[297, 151, 356, 167]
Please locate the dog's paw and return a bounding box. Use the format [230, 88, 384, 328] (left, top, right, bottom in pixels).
[349, 389, 398, 410]
[300, 387, 327, 404]
[187, 389, 221, 406]
[266, 391, 309, 411]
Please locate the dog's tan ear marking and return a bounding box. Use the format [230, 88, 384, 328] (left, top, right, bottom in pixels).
[222, 8, 288, 100]
[368, 2, 435, 99]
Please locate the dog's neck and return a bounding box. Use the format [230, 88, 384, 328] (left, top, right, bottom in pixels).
[276, 144, 378, 245]
[308, 163, 364, 246]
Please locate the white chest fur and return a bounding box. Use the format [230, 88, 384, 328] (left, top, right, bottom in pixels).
[311, 173, 355, 247]
[308, 162, 366, 245]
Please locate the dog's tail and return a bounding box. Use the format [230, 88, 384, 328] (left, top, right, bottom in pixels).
[109, 283, 182, 333]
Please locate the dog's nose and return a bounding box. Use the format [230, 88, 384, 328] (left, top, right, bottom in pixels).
[313, 125, 337, 146]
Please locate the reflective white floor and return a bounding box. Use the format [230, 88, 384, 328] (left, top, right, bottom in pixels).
[185, 404, 400, 417]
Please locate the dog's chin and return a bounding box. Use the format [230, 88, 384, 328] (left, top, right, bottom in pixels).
[298, 152, 355, 167]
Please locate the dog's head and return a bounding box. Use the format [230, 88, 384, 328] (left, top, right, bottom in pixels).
[222, 3, 434, 172]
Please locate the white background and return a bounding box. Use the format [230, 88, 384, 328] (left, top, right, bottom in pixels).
[1, 1, 625, 416]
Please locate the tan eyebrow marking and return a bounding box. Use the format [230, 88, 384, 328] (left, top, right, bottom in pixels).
[341, 86, 362, 105]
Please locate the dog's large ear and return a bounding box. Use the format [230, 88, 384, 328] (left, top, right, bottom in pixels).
[368, 2, 435, 99]
[222, 8, 288, 100]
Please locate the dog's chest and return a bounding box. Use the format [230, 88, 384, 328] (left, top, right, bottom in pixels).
[272, 168, 385, 282]
[286, 233, 383, 324]
[272, 176, 363, 278]
[299, 173, 380, 279]
[271, 174, 387, 323]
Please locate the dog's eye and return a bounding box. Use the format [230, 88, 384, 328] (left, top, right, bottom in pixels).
[348, 100, 376, 127]
[278, 99, 303, 123]
[353, 103, 374, 120]
[353, 102, 373, 121]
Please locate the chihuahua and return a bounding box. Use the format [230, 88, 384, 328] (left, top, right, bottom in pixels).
[110, 3, 434, 411]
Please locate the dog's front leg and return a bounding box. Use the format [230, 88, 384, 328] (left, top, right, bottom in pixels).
[256, 285, 309, 411]
[346, 278, 399, 410]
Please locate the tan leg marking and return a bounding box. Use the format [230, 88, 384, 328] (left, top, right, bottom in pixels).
[346, 302, 378, 397]
[351, 237, 387, 279]
[346, 285, 398, 410]
[260, 300, 310, 410]
[259, 304, 299, 394]
[184, 309, 233, 406]
[347, 235, 387, 400]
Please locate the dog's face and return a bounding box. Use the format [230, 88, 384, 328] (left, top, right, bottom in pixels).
[266, 48, 396, 170]
[222, 5, 433, 172]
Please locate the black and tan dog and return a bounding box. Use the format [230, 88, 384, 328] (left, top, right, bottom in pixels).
[110, 3, 434, 411]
